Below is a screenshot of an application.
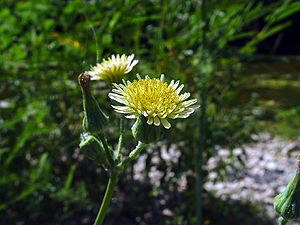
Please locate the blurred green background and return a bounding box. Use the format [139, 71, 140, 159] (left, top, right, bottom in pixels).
[1, 0, 300, 224]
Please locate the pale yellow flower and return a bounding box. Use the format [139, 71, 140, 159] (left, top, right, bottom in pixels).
[87, 54, 138, 83]
[108, 74, 199, 129]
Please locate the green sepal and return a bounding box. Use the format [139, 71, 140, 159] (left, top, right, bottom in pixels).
[278, 217, 288, 225]
[79, 134, 107, 165]
[274, 169, 300, 221]
[131, 116, 161, 144]
[82, 90, 109, 133]
[79, 73, 109, 134]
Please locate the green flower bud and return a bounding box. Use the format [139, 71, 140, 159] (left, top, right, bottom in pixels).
[274, 154, 300, 222]
[79, 133, 107, 165]
[79, 73, 109, 134]
[131, 116, 161, 144]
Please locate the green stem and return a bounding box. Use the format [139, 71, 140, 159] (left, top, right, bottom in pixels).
[116, 142, 146, 172]
[98, 134, 115, 167]
[94, 170, 118, 225]
[93, 142, 146, 225]
[195, 0, 207, 224]
[278, 217, 288, 225]
[116, 114, 125, 163]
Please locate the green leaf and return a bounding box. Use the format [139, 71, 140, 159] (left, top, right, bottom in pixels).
[228, 30, 257, 41]
[240, 20, 292, 53]
[274, 2, 300, 21]
[256, 21, 292, 41]
[4, 102, 49, 168]
[108, 11, 122, 31]
[64, 164, 77, 191]
[30, 152, 49, 182]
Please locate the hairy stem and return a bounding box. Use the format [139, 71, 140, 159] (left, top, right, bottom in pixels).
[98, 134, 115, 166]
[94, 170, 118, 225]
[116, 114, 125, 163]
[116, 141, 146, 172]
[278, 217, 288, 225]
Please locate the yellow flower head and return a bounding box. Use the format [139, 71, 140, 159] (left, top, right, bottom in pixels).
[87, 54, 138, 84]
[108, 74, 199, 129]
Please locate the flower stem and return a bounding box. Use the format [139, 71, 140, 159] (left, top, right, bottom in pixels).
[93, 142, 145, 225]
[94, 170, 118, 225]
[278, 217, 288, 225]
[116, 141, 146, 171]
[98, 134, 115, 166]
[116, 114, 125, 163]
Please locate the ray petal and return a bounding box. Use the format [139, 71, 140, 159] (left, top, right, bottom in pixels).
[147, 117, 154, 125]
[180, 92, 190, 101]
[161, 118, 171, 129]
[153, 116, 160, 126]
[108, 93, 127, 104]
[172, 80, 180, 90]
[125, 114, 140, 119]
[111, 105, 135, 113]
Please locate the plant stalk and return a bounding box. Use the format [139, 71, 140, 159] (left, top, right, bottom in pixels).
[94, 170, 118, 225]
[279, 217, 288, 225]
[98, 134, 115, 166]
[195, 0, 208, 224]
[116, 142, 146, 171]
[116, 114, 125, 163]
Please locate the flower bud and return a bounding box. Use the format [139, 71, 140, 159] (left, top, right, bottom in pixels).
[79, 73, 109, 134]
[131, 116, 161, 144]
[79, 133, 107, 165]
[274, 154, 300, 222]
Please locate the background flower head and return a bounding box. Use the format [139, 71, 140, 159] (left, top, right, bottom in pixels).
[87, 54, 138, 84]
[108, 74, 199, 129]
